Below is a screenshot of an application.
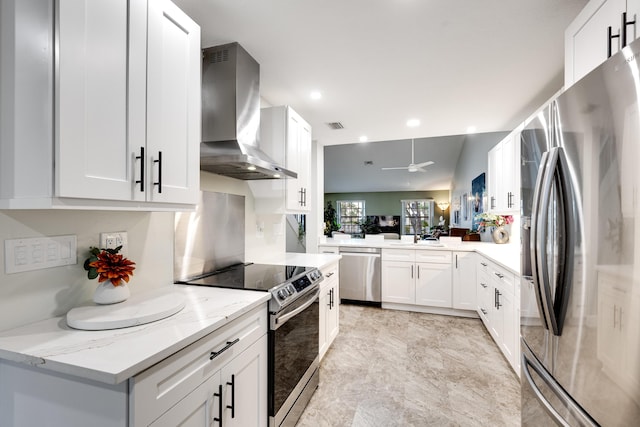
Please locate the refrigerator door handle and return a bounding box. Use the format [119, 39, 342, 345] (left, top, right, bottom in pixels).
[522, 340, 598, 427]
[530, 150, 552, 331]
[531, 147, 576, 336]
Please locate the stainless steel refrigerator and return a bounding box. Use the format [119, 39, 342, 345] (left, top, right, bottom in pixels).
[520, 38, 640, 425]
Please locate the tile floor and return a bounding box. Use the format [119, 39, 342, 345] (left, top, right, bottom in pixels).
[297, 304, 521, 426]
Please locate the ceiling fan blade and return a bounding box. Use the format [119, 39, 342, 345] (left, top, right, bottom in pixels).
[414, 160, 434, 168]
[381, 166, 409, 170]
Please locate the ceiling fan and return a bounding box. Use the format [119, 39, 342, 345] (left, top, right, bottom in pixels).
[381, 139, 434, 173]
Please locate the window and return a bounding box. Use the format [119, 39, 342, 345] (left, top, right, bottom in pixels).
[336, 200, 365, 234]
[401, 200, 434, 235]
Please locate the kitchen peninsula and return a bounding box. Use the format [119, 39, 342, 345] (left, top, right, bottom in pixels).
[319, 237, 521, 374]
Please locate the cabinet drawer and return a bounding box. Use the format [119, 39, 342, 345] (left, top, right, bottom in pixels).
[477, 257, 491, 276]
[321, 261, 339, 280]
[415, 250, 451, 264]
[382, 248, 415, 262]
[319, 246, 339, 254]
[130, 304, 268, 426]
[489, 263, 515, 293]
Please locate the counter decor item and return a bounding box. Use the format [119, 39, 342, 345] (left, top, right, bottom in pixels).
[84, 246, 136, 304]
[474, 213, 513, 244]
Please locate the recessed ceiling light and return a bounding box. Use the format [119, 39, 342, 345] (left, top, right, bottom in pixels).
[273, 173, 281, 178]
[310, 91, 322, 100]
[466, 126, 477, 134]
[359, 136, 368, 142]
[406, 119, 420, 127]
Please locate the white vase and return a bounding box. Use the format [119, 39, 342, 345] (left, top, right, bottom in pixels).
[492, 226, 510, 244]
[93, 280, 130, 305]
[480, 228, 493, 242]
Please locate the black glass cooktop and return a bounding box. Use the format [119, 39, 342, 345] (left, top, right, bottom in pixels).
[177, 263, 312, 292]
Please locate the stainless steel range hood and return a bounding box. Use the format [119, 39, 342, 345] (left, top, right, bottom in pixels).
[201, 43, 296, 180]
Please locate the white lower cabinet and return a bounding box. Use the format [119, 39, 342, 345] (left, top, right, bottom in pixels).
[131, 305, 268, 426]
[452, 251, 477, 310]
[0, 304, 268, 426]
[381, 249, 453, 310]
[476, 255, 519, 374]
[319, 261, 340, 360]
[597, 272, 640, 398]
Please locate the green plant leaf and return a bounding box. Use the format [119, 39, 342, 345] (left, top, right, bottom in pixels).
[87, 268, 98, 280]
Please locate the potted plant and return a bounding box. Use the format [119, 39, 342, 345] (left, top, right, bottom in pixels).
[323, 201, 341, 236]
[84, 246, 136, 304]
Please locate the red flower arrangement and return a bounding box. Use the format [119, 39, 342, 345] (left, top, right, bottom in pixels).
[83, 246, 136, 286]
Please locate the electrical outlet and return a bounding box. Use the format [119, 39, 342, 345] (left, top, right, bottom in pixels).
[100, 231, 128, 255]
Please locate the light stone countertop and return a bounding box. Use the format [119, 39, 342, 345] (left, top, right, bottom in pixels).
[0, 285, 270, 385]
[250, 252, 342, 270]
[318, 238, 521, 275]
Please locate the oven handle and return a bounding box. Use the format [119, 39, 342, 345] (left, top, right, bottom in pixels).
[273, 288, 320, 328]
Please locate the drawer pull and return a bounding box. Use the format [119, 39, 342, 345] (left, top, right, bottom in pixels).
[481, 262, 488, 267]
[494, 272, 505, 279]
[210, 338, 240, 360]
[481, 308, 488, 315]
[326, 272, 334, 278]
[480, 282, 488, 288]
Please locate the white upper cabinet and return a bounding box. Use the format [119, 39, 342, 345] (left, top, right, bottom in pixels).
[285, 108, 312, 212]
[487, 126, 522, 213]
[565, 0, 637, 87]
[145, 0, 200, 204]
[56, 0, 132, 201]
[0, 0, 200, 209]
[252, 105, 313, 213]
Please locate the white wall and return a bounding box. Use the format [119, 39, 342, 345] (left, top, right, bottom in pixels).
[0, 209, 174, 331]
[0, 171, 286, 332]
[451, 132, 508, 229]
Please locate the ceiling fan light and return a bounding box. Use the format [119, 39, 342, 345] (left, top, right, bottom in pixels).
[408, 165, 418, 172]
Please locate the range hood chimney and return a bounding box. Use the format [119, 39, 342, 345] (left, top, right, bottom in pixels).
[200, 42, 296, 180]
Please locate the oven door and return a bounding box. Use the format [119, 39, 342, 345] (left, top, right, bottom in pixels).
[269, 287, 320, 426]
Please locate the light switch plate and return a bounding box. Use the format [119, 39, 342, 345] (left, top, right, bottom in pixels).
[4, 235, 77, 274]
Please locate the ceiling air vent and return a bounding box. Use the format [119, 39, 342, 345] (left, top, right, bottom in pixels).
[364, 161, 374, 166]
[326, 122, 344, 130]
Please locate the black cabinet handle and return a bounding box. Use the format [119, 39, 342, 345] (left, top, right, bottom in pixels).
[411, 265, 414, 279]
[481, 262, 488, 267]
[494, 272, 505, 279]
[417, 265, 420, 279]
[455, 254, 458, 269]
[226, 374, 235, 418]
[496, 290, 502, 310]
[481, 308, 488, 315]
[331, 288, 334, 308]
[213, 384, 223, 426]
[153, 151, 163, 193]
[135, 147, 145, 192]
[480, 282, 488, 289]
[298, 187, 304, 206]
[608, 25, 620, 58]
[622, 12, 636, 48]
[210, 338, 240, 360]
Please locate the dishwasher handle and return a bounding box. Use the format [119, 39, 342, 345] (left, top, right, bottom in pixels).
[339, 247, 381, 255]
[340, 252, 381, 258]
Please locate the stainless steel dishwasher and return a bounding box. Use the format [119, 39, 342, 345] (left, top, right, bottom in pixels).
[339, 247, 381, 304]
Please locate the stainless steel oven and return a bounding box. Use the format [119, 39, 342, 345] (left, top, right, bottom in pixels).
[269, 284, 320, 427]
